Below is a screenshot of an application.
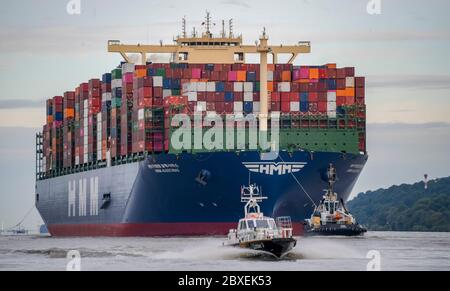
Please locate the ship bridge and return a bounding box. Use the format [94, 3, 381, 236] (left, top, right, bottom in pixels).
[107, 12, 311, 131]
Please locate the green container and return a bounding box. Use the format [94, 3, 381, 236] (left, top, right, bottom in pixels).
[171, 89, 181, 96]
[111, 68, 122, 79]
[255, 82, 260, 92]
[111, 98, 122, 108]
[156, 68, 166, 77]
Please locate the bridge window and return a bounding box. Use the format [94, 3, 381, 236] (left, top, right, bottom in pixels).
[234, 52, 244, 62]
[256, 220, 269, 228]
[178, 52, 188, 61]
[247, 220, 255, 229]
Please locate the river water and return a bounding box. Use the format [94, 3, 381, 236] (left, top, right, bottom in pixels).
[0, 231, 448, 271]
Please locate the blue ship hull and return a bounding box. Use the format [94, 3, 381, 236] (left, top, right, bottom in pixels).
[35, 150, 367, 236]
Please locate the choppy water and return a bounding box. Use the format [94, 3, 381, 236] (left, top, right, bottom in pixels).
[0, 231, 449, 271]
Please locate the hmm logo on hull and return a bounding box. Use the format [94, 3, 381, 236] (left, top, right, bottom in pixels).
[68, 177, 99, 217]
[243, 162, 307, 175]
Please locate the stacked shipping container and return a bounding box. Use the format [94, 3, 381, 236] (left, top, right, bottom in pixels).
[42, 62, 366, 173]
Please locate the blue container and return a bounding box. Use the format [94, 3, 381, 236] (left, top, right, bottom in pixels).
[55, 112, 63, 121]
[300, 92, 308, 102]
[147, 68, 155, 76]
[102, 73, 112, 84]
[247, 71, 257, 82]
[47, 107, 53, 115]
[112, 87, 122, 98]
[336, 106, 345, 115]
[224, 92, 234, 102]
[163, 78, 172, 89]
[172, 79, 181, 90]
[244, 101, 253, 114]
[300, 102, 309, 113]
[216, 82, 225, 92]
[205, 64, 215, 71]
[327, 79, 337, 90]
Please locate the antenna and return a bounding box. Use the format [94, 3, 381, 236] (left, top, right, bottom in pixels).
[229, 19, 234, 38]
[205, 11, 211, 36]
[221, 19, 226, 38]
[182, 16, 187, 38]
[192, 27, 197, 37]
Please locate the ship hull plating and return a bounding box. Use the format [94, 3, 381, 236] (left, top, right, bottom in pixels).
[36, 151, 367, 236]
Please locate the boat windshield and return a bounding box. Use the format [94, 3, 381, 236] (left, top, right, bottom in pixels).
[247, 220, 255, 229]
[256, 220, 269, 228]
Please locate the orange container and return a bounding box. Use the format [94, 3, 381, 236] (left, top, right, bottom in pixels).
[267, 81, 274, 92]
[47, 116, 53, 124]
[344, 88, 355, 97]
[267, 64, 275, 71]
[326, 63, 337, 69]
[337, 89, 346, 97]
[281, 71, 291, 82]
[135, 69, 147, 78]
[237, 71, 246, 82]
[309, 68, 319, 79]
[64, 108, 75, 118]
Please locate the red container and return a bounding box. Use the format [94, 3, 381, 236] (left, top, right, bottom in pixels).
[327, 68, 337, 79]
[224, 102, 234, 113]
[206, 92, 216, 102]
[215, 102, 225, 113]
[271, 92, 280, 102]
[270, 101, 280, 111]
[337, 79, 346, 90]
[309, 92, 319, 102]
[197, 92, 206, 101]
[290, 92, 299, 102]
[234, 92, 243, 102]
[345, 67, 355, 77]
[281, 102, 290, 113]
[318, 102, 327, 112]
[356, 87, 365, 98]
[336, 96, 346, 106]
[355, 77, 365, 88]
[281, 92, 290, 102]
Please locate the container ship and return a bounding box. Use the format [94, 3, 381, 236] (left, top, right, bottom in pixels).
[35, 15, 367, 236]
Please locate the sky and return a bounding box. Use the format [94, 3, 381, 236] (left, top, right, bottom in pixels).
[0, 0, 449, 229]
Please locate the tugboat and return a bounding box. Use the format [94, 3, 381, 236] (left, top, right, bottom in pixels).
[304, 164, 367, 236]
[224, 182, 297, 258]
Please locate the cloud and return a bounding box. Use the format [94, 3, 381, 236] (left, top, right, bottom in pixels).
[366, 74, 450, 90]
[0, 99, 44, 109]
[221, 0, 251, 9]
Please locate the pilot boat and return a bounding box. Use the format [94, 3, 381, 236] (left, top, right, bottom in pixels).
[224, 182, 297, 258]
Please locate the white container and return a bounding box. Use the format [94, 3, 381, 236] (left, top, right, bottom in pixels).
[102, 92, 112, 101]
[187, 91, 197, 102]
[244, 92, 253, 102]
[196, 101, 206, 112]
[111, 79, 122, 89]
[122, 63, 135, 73]
[327, 111, 337, 118]
[153, 76, 163, 87]
[244, 82, 253, 92]
[182, 82, 197, 93]
[327, 101, 337, 111]
[234, 82, 243, 92]
[138, 108, 144, 120]
[163, 89, 172, 98]
[196, 82, 207, 92]
[253, 101, 260, 113]
[290, 101, 299, 112]
[327, 91, 337, 102]
[75, 156, 79, 166]
[267, 71, 274, 82]
[345, 77, 355, 88]
[206, 82, 216, 92]
[234, 101, 243, 112]
[278, 82, 291, 92]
